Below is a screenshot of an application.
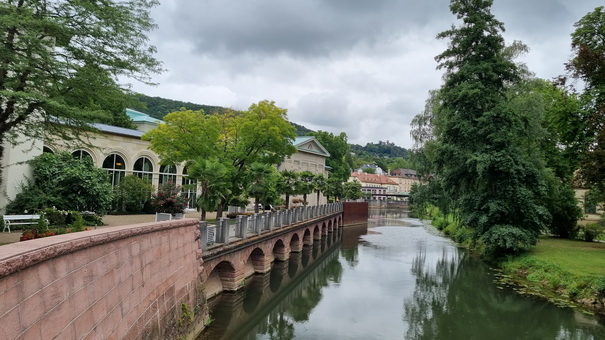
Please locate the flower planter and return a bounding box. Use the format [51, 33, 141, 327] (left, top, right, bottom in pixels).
[155, 212, 173, 221]
[155, 212, 184, 221]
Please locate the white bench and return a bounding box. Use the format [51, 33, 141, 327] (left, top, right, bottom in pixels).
[3, 214, 41, 233]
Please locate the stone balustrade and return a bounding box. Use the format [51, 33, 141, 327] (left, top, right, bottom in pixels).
[199, 203, 343, 251]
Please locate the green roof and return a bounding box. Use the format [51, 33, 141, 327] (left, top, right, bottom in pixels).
[125, 108, 163, 124]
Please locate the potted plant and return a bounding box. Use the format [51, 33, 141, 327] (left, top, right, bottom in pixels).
[150, 182, 188, 221]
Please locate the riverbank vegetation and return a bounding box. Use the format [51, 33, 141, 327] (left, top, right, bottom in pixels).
[410, 0, 605, 256]
[409, 1, 605, 314]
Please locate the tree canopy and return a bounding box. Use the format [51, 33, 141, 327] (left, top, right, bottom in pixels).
[414, 0, 552, 257]
[0, 0, 162, 184]
[567, 6, 605, 196]
[143, 100, 297, 216]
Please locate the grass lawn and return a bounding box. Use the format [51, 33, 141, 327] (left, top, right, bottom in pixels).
[533, 237, 605, 277]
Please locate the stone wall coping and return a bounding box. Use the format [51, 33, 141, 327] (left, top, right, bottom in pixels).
[0, 218, 199, 279]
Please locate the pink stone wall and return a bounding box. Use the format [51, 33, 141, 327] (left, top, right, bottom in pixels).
[0, 219, 205, 340]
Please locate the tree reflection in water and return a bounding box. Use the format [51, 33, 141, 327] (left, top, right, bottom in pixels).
[403, 248, 605, 340]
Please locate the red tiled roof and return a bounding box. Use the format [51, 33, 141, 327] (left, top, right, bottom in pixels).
[350, 172, 398, 185]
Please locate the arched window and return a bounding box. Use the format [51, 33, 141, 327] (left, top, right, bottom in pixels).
[181, 167, 197, 210]
[42, 146, 54, 154]
[102, 154, 126, 187]
[159, 163, 177, 184]
[72, 150, 92, 162]
[133, 156, 154, 182]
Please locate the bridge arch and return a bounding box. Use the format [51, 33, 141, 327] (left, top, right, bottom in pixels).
[289, 233, 303, 252]
[245, 247, 271, 276]
[273, 239, 290, 262]
[206, 260, 238, 298]
[321, 221, 328, 236]
[313, 225, 321, 241]
[303, 228, 312, 246]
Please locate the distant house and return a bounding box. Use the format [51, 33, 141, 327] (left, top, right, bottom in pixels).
[389, 168, 422, 194]
[575, 188, 605, 225]
[354, 164, 385, 175]
[349, 172, 398, 200]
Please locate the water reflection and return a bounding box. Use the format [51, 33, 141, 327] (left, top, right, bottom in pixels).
[404, 248, 605, 340]
[200, 208, 605, 340]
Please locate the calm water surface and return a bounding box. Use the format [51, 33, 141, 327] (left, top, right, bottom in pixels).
[200, 208, 605, 340]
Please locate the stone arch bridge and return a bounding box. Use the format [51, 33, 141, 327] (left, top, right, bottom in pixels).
[199, 203, 343, 298]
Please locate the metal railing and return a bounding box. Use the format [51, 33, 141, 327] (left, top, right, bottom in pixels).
[199, 202, 343, 251]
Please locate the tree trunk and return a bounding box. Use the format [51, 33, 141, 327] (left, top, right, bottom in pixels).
[0, 141, 4, 188]
[254, 196, 259, 213]
[285, 194, 290, 209]
[216, 198, 225, 218]
[201, 209, 207, 220]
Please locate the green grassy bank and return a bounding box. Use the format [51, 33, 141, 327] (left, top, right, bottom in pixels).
[498, 237, 605, 314]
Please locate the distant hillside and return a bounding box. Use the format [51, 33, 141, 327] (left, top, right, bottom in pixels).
[133, 93, 313, 136]
[133, 93, 230, 119]
[350, 140, 409, 159]
[292, 123, 313, 136]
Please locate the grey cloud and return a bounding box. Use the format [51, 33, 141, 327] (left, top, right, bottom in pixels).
[163, 0, 450, 58]
[293, 92, 352, 130]
[494, 0, 602, 40]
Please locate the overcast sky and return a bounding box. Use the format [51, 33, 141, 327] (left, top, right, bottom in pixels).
[130, 0, 603, 149]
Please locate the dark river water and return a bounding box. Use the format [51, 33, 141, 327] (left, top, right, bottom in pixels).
[199, 208, 605, 340]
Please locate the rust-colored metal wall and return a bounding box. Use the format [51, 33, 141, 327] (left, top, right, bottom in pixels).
[342, 202, 369, 226]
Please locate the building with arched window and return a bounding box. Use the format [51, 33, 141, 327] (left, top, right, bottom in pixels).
[0, 109, 330, 213]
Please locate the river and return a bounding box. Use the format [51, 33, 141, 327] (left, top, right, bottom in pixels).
[199, 207, 605, 339]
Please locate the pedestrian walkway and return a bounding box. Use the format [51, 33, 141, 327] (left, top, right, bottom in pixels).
[0, 211, 212, 246]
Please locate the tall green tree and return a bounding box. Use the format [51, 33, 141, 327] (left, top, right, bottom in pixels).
[188, 158, 231, 220]
[342, 181, 363, 201]
[246, 162, 278, 213]
[313, 174, 327, 205]
[324, 177, 344, 203]
[277, 170, 299, 209]
[298, 171, 316, 205]
[433, 0, 550, 256]
[567, 6, 605, 196]
[0, 0, 162, 185]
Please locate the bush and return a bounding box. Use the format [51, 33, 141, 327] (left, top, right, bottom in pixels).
[82, 211, 104, 226]
[481, 225, 537, 258]
[542, 175, 582, 239]
[7, 152, 112, 214]
[113, 175, 154, 213]
[150, 182, 188, 214]
[41, 208, 84, 229]
[580, 223, 602, 242]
